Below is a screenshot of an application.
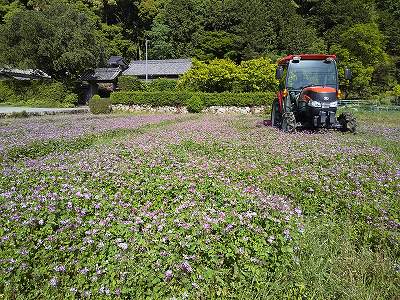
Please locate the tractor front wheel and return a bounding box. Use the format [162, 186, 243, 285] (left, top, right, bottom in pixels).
[271, 100, 282, 127]
[282, 112, 296, 133]
[338, 112, 357, 133]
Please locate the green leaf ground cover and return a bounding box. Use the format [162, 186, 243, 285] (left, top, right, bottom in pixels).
[0, 111, 399, 299]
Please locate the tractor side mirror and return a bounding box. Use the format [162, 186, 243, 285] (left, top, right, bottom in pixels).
[344, 68, 352, 80]
[276, 66, 284, 80]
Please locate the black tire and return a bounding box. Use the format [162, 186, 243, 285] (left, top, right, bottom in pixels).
[282, 112, 296, 133]
[271, 100, 282, 127]
[338, 112, 357, 133]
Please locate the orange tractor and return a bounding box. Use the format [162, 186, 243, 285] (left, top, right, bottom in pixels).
[272, 54, 356, 133]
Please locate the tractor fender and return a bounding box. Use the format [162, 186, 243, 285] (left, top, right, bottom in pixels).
[277, 91, 284, 113]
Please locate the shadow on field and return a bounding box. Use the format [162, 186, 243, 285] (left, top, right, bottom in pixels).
[258, 119, 339, 135]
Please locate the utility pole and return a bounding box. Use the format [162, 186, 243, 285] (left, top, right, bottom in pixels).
[145, 39, 149, 83]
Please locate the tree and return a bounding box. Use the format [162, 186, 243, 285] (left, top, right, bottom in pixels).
[192, 30, 240, 61]
[278, 14, 326, 54]
[332, 45, 375, 98]
[99, 23, 138, 60]
[147, 19, 175, 59]
[295, 0, 376, 48]
[339, 23, 388, 66]
[0, 2, 102, 83]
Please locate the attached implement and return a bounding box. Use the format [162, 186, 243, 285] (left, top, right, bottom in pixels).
[272, 54, 356, 133]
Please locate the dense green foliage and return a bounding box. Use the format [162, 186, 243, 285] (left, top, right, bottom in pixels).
[178, 58, 278, 93]
[111, 91, 275, 108]
[118, 76, 145, 92]
[146, 78, 177, 92]
[0, 2, 101, 83]
[0, 80, 77, 107]
[89, 95, 112, 114]
[0, 0, 399, 98]
[186, 95, 204, 113]
[118, 77, 178, 92]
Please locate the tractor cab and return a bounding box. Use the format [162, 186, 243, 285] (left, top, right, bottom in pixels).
[272, 54, 356, 132]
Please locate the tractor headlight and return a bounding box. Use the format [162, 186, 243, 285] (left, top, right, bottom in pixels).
[329, 101, 338, 108]
[308, 100, 322, 108]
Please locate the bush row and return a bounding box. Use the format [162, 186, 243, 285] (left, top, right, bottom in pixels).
[177, 58, 279, 93]
[118, 76, 177, 92]
[110, 91, 275, 108]
[0, 80, 77, 108]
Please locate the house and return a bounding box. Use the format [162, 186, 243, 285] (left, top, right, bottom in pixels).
[122, 59, 192, 80]
[81, 58, 192, 101]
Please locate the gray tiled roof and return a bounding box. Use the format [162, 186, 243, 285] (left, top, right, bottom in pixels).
[0, 68, 51, 80]
[108, 56, 128, 68]
[81, 68, 121, 82]
[123, 59, 192, 76]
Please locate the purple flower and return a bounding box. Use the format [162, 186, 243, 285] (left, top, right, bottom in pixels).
[203, 223, 211, 231]
[54, 265, 66, 272]
[20, 248, 29, 256]
[267, 235, 275, 244]
[283, 229, 291, 240]
[117, 242, 128, 250]
[225, 223, 234, 232]
[294, 207, 302, 216]
[165, 269, 173, 281]
[181, 261, 193, 273]
[192, 282, 199, 289]
[49, 277, 58, 287]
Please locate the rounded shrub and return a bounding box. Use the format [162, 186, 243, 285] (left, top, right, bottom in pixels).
[89, 95, 112, 114]
[186, 94, 204, 113]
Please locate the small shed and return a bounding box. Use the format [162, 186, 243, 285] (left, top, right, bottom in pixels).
[81, 56, 129, 102]
[123, 59, 192, 80]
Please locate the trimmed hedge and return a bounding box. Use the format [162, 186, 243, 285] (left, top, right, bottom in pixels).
[146, 79, 177, 92]
[118, 76, 145, 91]
[110, 91, 275, 108]
[118, 76, 178, 92]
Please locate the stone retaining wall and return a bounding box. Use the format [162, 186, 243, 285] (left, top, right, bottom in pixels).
[112, 104, 268, 114]
[0, 107, 89, 118]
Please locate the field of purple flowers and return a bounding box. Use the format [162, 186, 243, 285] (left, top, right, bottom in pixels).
[0, 111, 399, 299]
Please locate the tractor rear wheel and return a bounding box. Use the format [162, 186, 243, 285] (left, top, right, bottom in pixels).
[282, 112, 296, 133]
[338, 112, 357, 133]
[271, 100, 282, 127]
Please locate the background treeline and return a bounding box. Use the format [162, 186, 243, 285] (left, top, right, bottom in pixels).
[0, 0, 400, 101]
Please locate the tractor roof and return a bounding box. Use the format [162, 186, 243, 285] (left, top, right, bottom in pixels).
[277, 54, 337, 65]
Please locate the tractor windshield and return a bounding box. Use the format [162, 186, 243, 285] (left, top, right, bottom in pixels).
[286, 60, 338, 90]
